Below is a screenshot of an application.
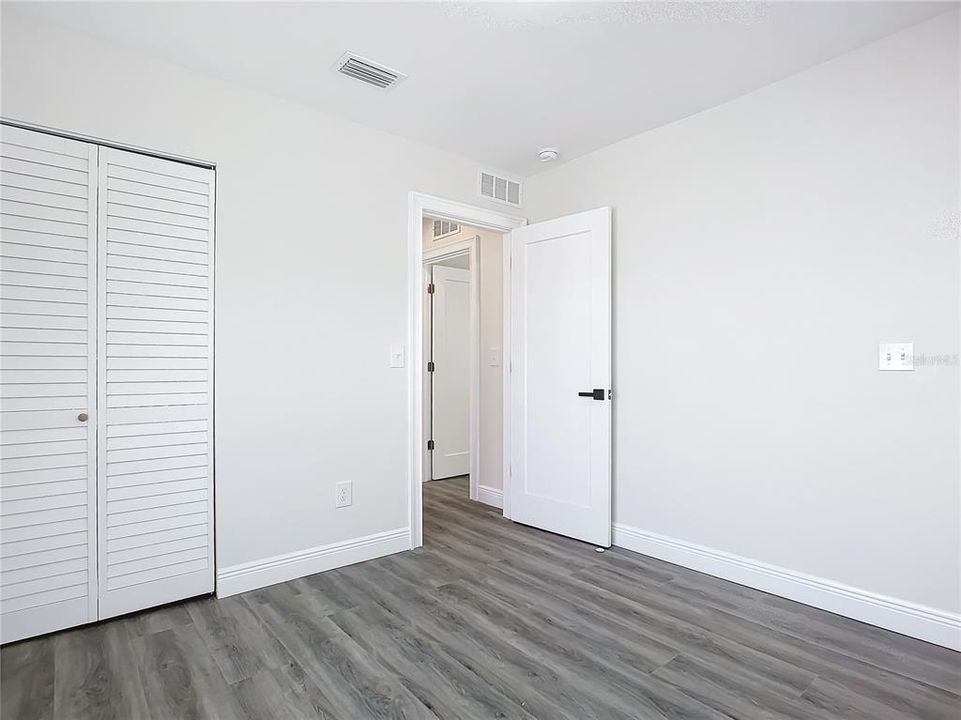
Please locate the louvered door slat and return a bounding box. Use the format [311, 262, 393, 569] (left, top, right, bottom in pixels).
[0, 124, 98, 644]
[97, 148, 214, 619]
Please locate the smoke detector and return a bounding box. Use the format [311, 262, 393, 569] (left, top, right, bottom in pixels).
[537, 148, 560, 163]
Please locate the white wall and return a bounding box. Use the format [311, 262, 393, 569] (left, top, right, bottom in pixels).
[0, 10, 510, 590]
[422, 220, 504, 495]
[526, 12, 961, 626]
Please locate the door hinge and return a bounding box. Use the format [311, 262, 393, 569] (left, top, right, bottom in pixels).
[427, 439, 435, 450]
[427, 283, 435, 294]
[427, 361, 435, 372]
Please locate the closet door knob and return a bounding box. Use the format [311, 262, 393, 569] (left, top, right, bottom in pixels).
[77, 413, 88, 422]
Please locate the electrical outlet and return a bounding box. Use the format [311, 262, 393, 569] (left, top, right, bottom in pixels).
[335, 481, 352, 508]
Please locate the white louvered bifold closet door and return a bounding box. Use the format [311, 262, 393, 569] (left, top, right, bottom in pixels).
[97, 147, 214, 619]
[0, 125, 98, 643]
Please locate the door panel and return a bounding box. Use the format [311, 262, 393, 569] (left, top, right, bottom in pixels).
[97, 147, 214, 619]
[509, 207, 611, 546]
[0, 125, 98, 643]
[431, 264, 471, 479]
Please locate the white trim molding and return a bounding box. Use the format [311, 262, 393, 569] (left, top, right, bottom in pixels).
[216, 528, 409, 598]
[477, 485, 504, 509]
[612, 523, 961, 651]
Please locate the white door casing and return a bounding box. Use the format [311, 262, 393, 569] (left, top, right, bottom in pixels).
[96, 147, 215, 619]
[430, 264, 471, 479]
[0, 125, 99, 643]
[508, 207, 611, 546]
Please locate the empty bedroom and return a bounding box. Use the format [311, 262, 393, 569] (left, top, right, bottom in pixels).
[0, 2, 958, 719]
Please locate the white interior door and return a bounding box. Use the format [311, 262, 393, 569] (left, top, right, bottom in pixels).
[431, 264, 471, 479]
[97, 147, 214, 619]
[508, 207, 611, 546]
[0, 125, 99, 643]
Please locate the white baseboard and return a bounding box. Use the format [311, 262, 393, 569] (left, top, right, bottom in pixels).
[477, 484, 504, 509]
[216, 527, 410, 598]
[612, 523, 961, 652]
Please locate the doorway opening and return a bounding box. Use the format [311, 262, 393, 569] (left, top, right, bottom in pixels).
[421, 217, 505, 507]
[424, 241, 473, 487]
[409, 195, 614, 552]
[407, 194, 526, 548]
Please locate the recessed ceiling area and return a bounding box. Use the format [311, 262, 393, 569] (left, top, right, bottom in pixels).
[5, 1, 950, 175]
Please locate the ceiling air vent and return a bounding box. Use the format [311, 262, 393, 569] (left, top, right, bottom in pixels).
[334, 52, 406, 89]
[479, 169, 522, 208]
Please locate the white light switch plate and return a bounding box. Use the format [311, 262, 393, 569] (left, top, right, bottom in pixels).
[879, 342, 913, 371]
[389, 343, 405, 368]
[488, 347, 500, 367]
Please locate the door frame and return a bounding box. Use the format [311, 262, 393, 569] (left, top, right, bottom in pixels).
[407, 193, 526, 548]
[423, 239, 478, 490]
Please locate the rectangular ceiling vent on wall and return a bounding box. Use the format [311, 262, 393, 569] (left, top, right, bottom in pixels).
[334, 52, 406, 89]
[479, 169, 522, 207]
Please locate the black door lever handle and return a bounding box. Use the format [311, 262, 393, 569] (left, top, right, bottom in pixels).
[578, 389, 606, 400]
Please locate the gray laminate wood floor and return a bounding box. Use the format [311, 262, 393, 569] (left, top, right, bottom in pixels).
[3, 477, 960, 719]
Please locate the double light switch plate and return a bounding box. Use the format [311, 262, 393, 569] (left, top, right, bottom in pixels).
[879, 343, 913, 371]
